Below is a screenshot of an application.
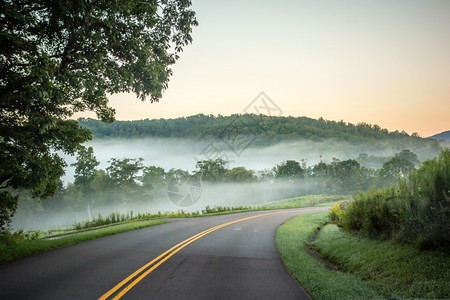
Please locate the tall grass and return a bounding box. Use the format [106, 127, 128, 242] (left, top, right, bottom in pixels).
[313, 223, 450, 299]
[331, 149, 450, 250]
[72, 205, 255, 230]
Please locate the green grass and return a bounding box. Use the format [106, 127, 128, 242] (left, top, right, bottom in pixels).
[0, 220, 166, 263]
[313, 224, 450, 299]
[261, 194, 350, 209]
[276, 212, 383, 300]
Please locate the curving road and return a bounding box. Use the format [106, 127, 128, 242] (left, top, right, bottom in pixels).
[0, 207, 328, 299]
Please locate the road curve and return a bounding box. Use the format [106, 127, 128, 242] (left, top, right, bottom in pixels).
[0, 207, 328, 299]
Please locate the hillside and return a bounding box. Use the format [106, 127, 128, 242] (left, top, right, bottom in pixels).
[428, 130, 450, 141]
[78, 114, 420, 141]
[78, 114, 442, 161]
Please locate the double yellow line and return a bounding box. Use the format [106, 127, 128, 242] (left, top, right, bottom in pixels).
[98, 211, 290, 300]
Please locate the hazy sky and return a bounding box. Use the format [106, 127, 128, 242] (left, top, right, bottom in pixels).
[82, 0, 450, 137]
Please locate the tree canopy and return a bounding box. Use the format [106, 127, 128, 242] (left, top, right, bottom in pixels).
[77, 114, 442, 150]
[0, 0, 197, 229]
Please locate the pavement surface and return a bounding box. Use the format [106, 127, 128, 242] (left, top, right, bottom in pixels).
[0, 207, 328, 299]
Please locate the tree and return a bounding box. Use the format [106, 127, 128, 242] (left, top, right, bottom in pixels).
[72, 147, 99, 190]
[380, 156, 414, 184]
[195, 158, 228, 182]
[142, 166, 166, 189]
[395, 149, 420, 166]
[0, 1, 197, 228]
[223, 167, 257, 183]
[273, 160, 303, 182]
[71, 146, 99, 220]
[106, 158, 144, 188]
[329, 159, 367, 193]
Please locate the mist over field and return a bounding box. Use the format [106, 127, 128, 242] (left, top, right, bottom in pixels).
[11, 179, 313, 230]
[11, 132, 444, 231]
[61, 136, 441, 183]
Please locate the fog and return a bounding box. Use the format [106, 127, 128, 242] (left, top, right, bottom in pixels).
[11, 137, 442, 231]
[11, 179, 315, 230]
[61, 137, 439, 183]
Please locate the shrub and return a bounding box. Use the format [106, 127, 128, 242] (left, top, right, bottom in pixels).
[399, 149, 450, 249]
[339, 188, 403, 239]
[333, 149, 449, 250]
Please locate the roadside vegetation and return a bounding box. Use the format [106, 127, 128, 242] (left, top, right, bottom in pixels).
[312, 223, 450, 299]
[330, 149, 449, 250]
[260, 194, 349, 209]
[277, 149, 449, 299]
[276, 212, 382, 299]
[0, 220, 166, 263]
[277, 212, 449, 300]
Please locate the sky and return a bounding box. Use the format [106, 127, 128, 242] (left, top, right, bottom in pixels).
[81, 0, 450, 137]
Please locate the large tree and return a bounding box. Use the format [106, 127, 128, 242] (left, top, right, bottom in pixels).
[0, 0, 197, 229]
[273, 160, 303, 182]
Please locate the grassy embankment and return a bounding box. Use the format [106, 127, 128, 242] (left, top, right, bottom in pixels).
[277, 212, 450, 300]
[1, 194, 344, 263]
[0, 220, 166, 263]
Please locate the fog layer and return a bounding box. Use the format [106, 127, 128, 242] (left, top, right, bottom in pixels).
[12, 137, 441, 230]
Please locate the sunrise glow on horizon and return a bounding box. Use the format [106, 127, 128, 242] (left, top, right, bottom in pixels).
[76, 0, 450, 137]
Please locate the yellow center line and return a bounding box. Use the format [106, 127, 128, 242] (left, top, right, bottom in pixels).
[99, 209, 320, 300]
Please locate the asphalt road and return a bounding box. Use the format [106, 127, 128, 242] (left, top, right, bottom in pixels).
[0, 207, 328, 299]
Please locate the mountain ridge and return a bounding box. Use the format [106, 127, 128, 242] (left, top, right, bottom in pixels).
[428, 130, 450, 142]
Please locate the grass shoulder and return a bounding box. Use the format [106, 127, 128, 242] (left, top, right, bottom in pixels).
[260, 194, 350, 209]
[312, 223, 450, 299]
[276, 212, 382, 300]
[277, 212, 450, 299]
[0, 220, 166, 263]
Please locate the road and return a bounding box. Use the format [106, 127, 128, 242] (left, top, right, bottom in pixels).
[0, 207, 327, 299]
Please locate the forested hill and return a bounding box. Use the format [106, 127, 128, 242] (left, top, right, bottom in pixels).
[78, 114, 441, 148]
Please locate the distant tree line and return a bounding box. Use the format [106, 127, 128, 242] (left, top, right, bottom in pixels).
[78, 114, 438, 147]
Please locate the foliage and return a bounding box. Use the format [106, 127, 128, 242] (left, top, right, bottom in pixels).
[223, 166, 257, 183]
[78, 115, 442, 156]
[0, 0, 198, 229]
[142, 166, 166, 189]
[71, 146, 99, 189]
[336, 188, 404, 239]
[273, 160, 303, 181]
[379, 156, 414, 184]
[399, 149, 450, 249]
[106, 158, 144, 188]
[0, 190, 17, 230]
[311, 158, 376, 194]
[332, 149, 450, 250]
[195, 158, 228, 182]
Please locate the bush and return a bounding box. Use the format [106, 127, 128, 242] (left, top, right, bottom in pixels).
[332, 149, 449, 250]
[338, 188, 403, 239]
[399, 149, 450, 249]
